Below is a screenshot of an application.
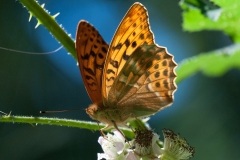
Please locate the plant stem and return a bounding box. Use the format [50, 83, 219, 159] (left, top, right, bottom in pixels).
[18, 0, 76, 59]
[0, 115, 134, 138]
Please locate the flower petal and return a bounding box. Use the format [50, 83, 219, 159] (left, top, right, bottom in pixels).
[126, 151, 138, 160]
[97, 153, 110, 160]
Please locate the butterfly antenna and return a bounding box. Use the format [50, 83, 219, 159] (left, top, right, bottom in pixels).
[0, 111, 7, 115]
[0, 46, 63, 54]
[40, 108, 83, 114]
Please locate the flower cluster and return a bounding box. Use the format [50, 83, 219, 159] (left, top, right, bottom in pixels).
[97, 130, 135, 160]
[160, 129, 194, 160]
[98, 129, 194, 160]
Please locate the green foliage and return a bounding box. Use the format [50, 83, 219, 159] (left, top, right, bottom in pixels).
[180, 0, 240, 42]
[177, 0, 240, 83]
[176, 44, 240, 83]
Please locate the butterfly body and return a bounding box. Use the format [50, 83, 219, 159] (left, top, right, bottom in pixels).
[76, 3, 177, 131]
[86, 103, 130, 128]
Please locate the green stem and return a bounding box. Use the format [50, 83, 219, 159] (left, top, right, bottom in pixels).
[18, 0, 77, 60]
[0, 115, 134, 138]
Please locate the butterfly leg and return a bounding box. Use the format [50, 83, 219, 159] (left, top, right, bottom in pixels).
[131, 113, 148, 130]
[100, 124, 112, 138]
[111, 120, 133, 148]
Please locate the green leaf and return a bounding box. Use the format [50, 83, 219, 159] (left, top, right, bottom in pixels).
[180, 0, 220, 16]
[176, 43, 240, 84]
[180, 0, 240, 42]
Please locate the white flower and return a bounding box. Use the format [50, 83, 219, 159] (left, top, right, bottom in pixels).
[97, 128, 194, 160]
[151, 134, 162, 156]
[160, 129, 194, 160]
[98, 130, 137, 160]
[134, 128, 162, 159]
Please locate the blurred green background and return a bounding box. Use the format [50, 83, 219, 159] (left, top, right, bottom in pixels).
[0, 0, 239, 159]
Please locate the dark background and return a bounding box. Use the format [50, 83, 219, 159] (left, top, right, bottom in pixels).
[0, 0, 239, 159]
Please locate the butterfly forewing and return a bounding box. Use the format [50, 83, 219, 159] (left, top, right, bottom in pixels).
[102, 2, 154, 103]
[76, 21, 109, 103]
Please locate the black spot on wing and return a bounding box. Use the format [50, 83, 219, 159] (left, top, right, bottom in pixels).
[132, 41, 137, 48]
[88, 82, 98, 90]
[112, 43, 122, 50]
[95, 64, 104, 70]
[163, 69, 168, 76]
[123, 51, 130, 60]
[154, 72, 160, 78]
[81, 50, 96, 60]
[139, 34, 144, 40]
[106, 77, 115, 82]
[98, 53, 104, 59]
[102, 47, 108, 53]
[154, 64, 159, 69]
[107, 69, 115, 74]
[162, 60, 167, 66]
[84, 67, 95, 76]
[86, 75, 94, 81]
[110, 59, 119, 68]
[124, 39, 130, 47]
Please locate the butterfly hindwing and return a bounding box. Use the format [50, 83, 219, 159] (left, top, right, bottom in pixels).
[76, 21, 109, 103]
[111, 44, 177, 118]
[102, 2, 154, 103]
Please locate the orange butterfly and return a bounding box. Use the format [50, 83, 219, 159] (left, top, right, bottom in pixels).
[75, 2, 177, 134]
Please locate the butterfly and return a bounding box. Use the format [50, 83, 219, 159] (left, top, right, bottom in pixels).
[75, 2, 177, 134]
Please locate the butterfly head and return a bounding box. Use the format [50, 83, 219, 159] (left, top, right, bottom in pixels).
[85, 104, 99, 121]
[86, 103, 128, 127]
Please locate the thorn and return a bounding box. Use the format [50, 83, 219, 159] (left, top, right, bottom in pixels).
[35, 21, 41, 28]
[52, 12, 60, 19]
[41, 3, 45, 8]
[29, 12, 33, 22]
[7, 111, 12, 117]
